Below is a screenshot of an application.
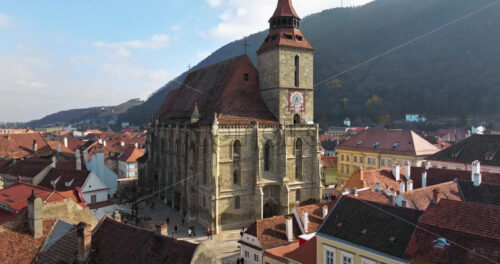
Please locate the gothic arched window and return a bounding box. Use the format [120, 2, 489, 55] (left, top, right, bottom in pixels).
[233, 140, 241, 185]
[295, 55, 300, 87]
[295, 138, 303, 180]
[264, 143, 271, 171]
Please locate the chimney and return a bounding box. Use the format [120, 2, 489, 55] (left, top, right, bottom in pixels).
[121, 141, 125, 147]
[285, 216, 293, 242]
[98, 139, 103, 145]
[322, 205, 328, 218]
[155, 222, 168, 236]
[135, 142, 138, 148]
[375, 182, 382, 191]
[302, 210, 309, 233]
[83, 150, 89, 163]
[28, 190, 43, 238]
[33, 140, 38, 154]
[51, 156, 56, 168]
[64, 137, 68, 148]
[407, 179, 414, 191]
[113, 210, 121, 222]
[0, 177, 4, 190]
[472, 160, 481, 187]
[103, 140, 107, 147]
[432, 189, 442, 203]
[424, 161, 431, 170]
[422, 171, 427, 188]
[404, 161, 411, 180]
[388, 192, 396, 205]
[57, 144, 61, 153]
[77, 222, 92, 263]
[352, 188, 358, 196]
[392, 163, 400, 181]
[399, 181, 406, 193]
[76, 158, 82, 171]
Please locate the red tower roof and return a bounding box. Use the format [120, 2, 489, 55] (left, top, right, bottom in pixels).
[271, 0, 300, 20]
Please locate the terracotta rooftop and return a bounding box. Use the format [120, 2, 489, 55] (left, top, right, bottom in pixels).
[264, 242, 300, 263]
[257, 27, 314, 54]
[0, 133, 53, 159]
[0, 219, 58, 264]
[294, 202, 336, 234]
[321, 155, 337, 168]
[426, 134, 500, 166]
[158, 55, 278, 126]
[117, 147, 145, 163]
[407, 200, 500, 263]
[0, 182, 82, 213]
[88, 216, 201, 264]
[284, 236, 317, 264]
[338, 129, 438, 156]
[243, 214, 302, 250]
[47, 141, 75, 156]
[318, 196, 423, 260]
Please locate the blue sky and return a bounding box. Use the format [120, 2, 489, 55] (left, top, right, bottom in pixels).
[0, 0, 372, 122]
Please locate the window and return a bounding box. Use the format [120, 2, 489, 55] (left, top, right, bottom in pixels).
[346, 166, 350, 174]
[346, 155, 350, 162]
[244, 73, 249, 81]
[295, 190, 300, 202]
[359, 156, 364, 163]
[340, 251, 353, 264]
[91, 195, 97, 204]
[341, 155, 344, 161]
[295, 138, 303, 180]
[354, 156, 358, 163]
[285, 34, 293, 40]
[294, 55, 300, 87]
[254, 254, 259, 262]
[264, 143, 271, 171]
[296, 35, 303, 41]
[361, 258, 376, 264]
[235, 196, 240, 209]
[324, 247, 336, 264]
[341, 165, 344, 173]
[244, 250, 249, 258]
[381, 159, 385, 167]
[233, 140, 241, 185]
[293, 114, 301, 125]
[203, 139, 208, 184]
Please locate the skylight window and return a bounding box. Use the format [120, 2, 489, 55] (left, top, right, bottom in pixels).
[393, 142, 399, 148]
[451, 147, 464, 158]
[373, 141, 380, 148]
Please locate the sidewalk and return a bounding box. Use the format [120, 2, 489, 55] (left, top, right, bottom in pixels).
[137, 198, 241, 262]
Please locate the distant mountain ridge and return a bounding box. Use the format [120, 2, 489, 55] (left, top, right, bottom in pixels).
[26, 99, 143, 128]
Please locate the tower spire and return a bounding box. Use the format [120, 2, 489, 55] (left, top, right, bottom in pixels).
[269, 0, 301, 29]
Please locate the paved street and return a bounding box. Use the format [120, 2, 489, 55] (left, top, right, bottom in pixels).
[137, 198, 241, 263]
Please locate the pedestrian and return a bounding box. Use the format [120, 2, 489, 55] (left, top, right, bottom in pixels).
[237, 258, 241, 264]
[241, 226, 245, 232]
[240, 231, 243, 238]
[209, 230, 213, 240]
[166, 217, 170, 225]
[188, 227, 192, 237]
[240, 257, 244, 264]
[175, 224, 179, 234]
[193, 228, 196, 237]
[206, 227, 210, 239]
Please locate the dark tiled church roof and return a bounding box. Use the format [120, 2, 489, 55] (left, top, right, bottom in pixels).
[158, 55, 278, 125]
[426, 135, 500, 166]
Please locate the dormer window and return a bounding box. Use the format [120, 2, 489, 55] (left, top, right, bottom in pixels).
[357, 141, 363, 146]
[296, 35, 303, 41]
[65, 179, 74, 187]
[451, 147, 464, 158]
[271, 35, 277, 41]
[284, 34, 293, 40]
[373, 141, 381, 148]
[393, 142, 399, 148]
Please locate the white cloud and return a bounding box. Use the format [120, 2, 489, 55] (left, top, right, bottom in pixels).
[171, 25, 181, 31]
[93, 34, 169, 57]
[209, 0, 373, 41]
[207, 0, 223, 7]
[0, 13, 11, 29]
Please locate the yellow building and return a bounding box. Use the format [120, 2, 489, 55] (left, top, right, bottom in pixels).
[316, 196, 422, 264]
[336, 129, 438, 188]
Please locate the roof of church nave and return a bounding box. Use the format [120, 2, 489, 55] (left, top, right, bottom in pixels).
[158, 55, 279, 126]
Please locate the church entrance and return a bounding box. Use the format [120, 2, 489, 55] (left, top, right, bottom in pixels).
[263, 200, 281, 218]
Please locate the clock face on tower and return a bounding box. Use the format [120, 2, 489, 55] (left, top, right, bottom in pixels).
[288, 90, 305, 112]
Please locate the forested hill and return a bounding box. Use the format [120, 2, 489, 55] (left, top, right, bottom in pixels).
[120, 0, 500, 127]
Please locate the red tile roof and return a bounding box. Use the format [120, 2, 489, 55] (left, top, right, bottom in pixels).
[406, 200, 500, 263]
[47, 141, 75, 156]
[321, 156, 337, 168]
[264, 242, 300, 263]
[284, 236, 317, 264]
[0, 133, 53, 159]
[0, 182, 82, 213]
[117, 147, 145, 163]
[271, 0, 300, 19]
[243, 214, 302, 250]
[158, 55, 278, 126]
[88, 217, 201, 264]
[294, 202, 336, 234]
[338, 129, 438, 156]
[257, 27, 314, 54]
[0, 219, 57, 264]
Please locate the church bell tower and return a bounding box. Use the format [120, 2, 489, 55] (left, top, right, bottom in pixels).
[257, 0, 315, 125]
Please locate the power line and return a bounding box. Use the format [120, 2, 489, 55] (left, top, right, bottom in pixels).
[314, 0, 500, 88]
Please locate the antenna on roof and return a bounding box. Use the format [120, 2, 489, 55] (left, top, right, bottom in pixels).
[243, 37, 250, 55]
